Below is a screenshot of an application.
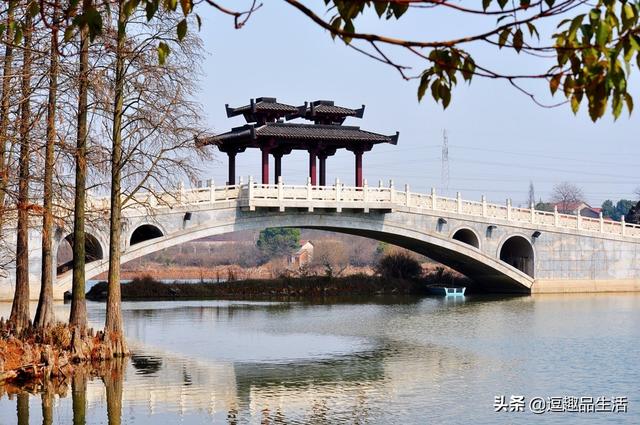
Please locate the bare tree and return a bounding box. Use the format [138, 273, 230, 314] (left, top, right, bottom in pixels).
[103, 0, 129, 357]
[92, 7, 207, 355]
[69, 0, 95, 333]
[313, 239, 349, 278]
[35, 0, 61, 329]
[10, 3, 35, 330]
[551, 182, 585, 214]
[0, 5, 15, 228]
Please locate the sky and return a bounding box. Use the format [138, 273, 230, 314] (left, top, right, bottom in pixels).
[190, 1, 639, 208]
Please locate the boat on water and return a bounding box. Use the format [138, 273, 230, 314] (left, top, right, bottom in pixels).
[426, 286, 466, 296]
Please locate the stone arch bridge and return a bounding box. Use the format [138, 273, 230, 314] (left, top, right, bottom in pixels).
[2, 179, 640, 300]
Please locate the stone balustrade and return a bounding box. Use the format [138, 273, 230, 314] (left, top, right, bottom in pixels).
[89, 177, 640, 239]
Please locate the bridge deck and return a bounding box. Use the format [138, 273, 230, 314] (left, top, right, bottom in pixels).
[99, 179, 640, 240]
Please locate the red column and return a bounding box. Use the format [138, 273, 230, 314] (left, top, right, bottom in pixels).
[227, 151, 236, 185]
[273, 153, 282, 184]
[319, 155, 326, 186]
[355, 151, 363, 187]
[309, 151, 317, 186]
[261, 148, 269, 185]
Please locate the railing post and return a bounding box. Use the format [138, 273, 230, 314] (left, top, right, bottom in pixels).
[209, 179, 215, 203]
[554, 206, 559, 227]
[363, 179, 368, 203]
[178, 181, 185, 205]
[506, 198, 512, 221]
[431, 187, 437, 210]
[456, 192, 462, 213]
[481, 195, 487, 217]
[405, 184, 411, 207]
[378, 179, 383, 188]
[599, 211, 604, 233]
[389, 179, 395, 204]
[278, 175, 284, 211]
[530, 202, 535, 224]
[362, 179, 369, 213]
[149, 191, 157, 207]
[247, 176, 255, 210]
[577, 211, 582, 230]
[307, 176, 312, 201]
[622, 215, 626, 236]
[335, 177, 342, 212]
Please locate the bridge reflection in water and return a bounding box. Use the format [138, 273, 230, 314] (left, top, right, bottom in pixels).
[0, 297, 508, 424]
[2, 294, 639, 424]
[2, 339, 479, 424]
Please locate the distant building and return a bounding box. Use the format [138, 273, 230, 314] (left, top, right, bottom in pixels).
[553, 201, 601, 218]
[289, 241, 314, 268]
[585, 207, 603, 219]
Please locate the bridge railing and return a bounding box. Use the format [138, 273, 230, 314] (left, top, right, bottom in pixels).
[76, 179, 640, 239]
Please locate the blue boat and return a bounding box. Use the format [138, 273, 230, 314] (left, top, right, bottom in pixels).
[426, 286, 466, 296]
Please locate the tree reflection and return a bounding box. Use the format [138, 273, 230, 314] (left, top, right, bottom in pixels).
[72, 367, 87, 425]
[4, 359, 125, 425]
[103, 358, 125, 425]
[16, 392, 29, 425]
[41, 380, 54, 425]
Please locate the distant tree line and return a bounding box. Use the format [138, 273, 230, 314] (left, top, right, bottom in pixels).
[531, 182, 640, 223]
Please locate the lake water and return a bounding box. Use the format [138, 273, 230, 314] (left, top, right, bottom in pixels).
[0, 294, 639, 424]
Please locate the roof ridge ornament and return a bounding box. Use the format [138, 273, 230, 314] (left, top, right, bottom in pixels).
[285, 100, 366, 124]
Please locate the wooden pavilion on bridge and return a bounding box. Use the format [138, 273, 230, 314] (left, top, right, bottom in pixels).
[199, 97, 399, 187]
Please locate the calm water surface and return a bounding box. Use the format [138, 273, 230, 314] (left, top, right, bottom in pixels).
[0, 293, 639, 424]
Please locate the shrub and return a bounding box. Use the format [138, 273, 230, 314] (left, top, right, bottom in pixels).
[375, 251, 422, 280]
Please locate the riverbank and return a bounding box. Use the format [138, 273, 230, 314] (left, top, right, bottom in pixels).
[0, 322, 118, 386]
[86, 273, 468, 301]
[96, 264, 376, 282]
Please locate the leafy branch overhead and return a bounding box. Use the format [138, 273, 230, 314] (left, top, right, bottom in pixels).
[300, 0, 640, 121]
[4, 0, 637, 121]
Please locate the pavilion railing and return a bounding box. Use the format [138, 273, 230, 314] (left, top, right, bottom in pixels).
[75, 177, 640, 239]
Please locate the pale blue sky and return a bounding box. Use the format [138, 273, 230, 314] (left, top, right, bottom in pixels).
[192, 2, 639, 207]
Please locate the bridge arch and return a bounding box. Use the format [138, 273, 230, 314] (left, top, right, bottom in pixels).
[498, 235, 535, 278]
[56, 210, 534, 293]
[130, 224, 164, 246]
[56, 231, 106, 275]
[451, 227, 481, 249]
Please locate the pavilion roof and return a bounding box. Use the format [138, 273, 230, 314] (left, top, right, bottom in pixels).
[202, 122, 398, 152]
[225, 97, 298, 123]
[288, 100, 365, 124]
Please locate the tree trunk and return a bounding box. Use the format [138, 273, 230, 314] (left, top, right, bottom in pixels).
[35, 0, 61, 329]
[69, 0, 93, 332]
[10, 7, 34, 330]
[0, 5, 15, 225]
[105, 0, 129, 357]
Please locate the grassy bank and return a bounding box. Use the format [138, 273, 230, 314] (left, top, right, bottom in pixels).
[86, 274, 451, 301]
